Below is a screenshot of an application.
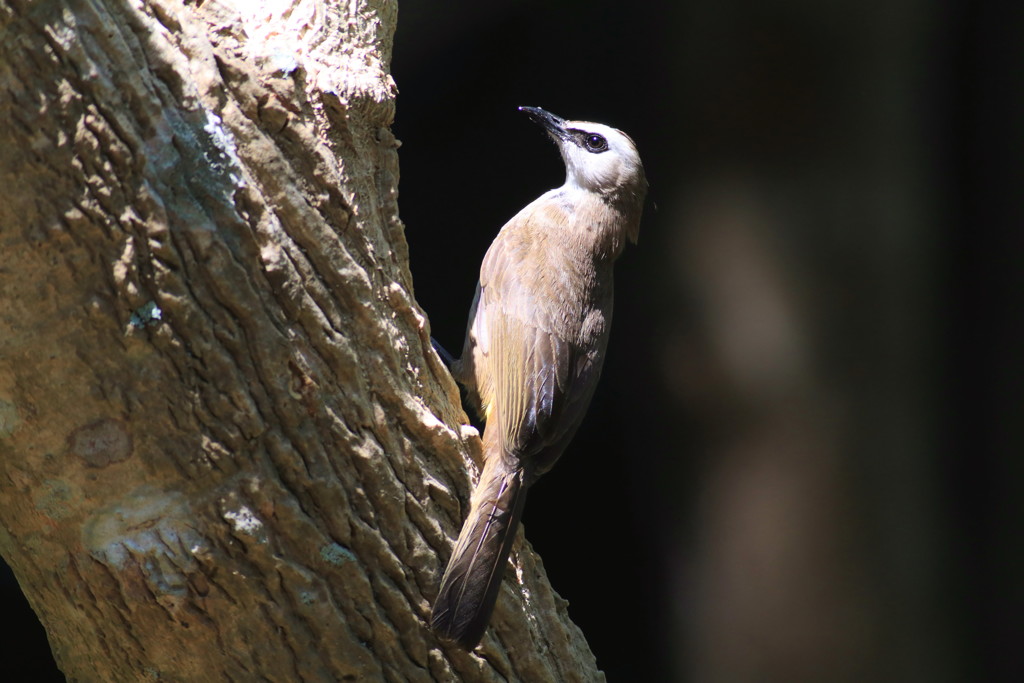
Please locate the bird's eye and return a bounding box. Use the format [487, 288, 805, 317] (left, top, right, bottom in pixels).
[583, 134, 608, 153]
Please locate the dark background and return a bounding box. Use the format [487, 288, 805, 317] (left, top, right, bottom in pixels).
[4, 0, 1019, 680]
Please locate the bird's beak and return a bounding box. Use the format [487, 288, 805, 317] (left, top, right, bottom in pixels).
[519, 106, 571, 142]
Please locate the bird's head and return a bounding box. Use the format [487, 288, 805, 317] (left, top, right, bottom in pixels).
[519, 106, 647, 206]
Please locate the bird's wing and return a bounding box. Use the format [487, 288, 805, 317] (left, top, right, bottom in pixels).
[472, 203, 606, 465]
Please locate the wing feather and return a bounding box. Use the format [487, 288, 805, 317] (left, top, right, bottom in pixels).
[463, 199, 610, 465]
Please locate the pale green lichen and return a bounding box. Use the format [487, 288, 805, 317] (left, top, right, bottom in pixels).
[34, 479, 77, 520]
[320, 542, 356, 566]
[129, 300, 163, 328]
[0, 398, 20, 438]
[82, 486, 202, 598]
[222, 505, 266, 543]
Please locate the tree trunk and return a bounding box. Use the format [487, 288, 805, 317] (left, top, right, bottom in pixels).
[0, 1, 602, 680]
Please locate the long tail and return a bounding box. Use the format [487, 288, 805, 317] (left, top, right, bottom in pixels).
[430, 451, 527, 649]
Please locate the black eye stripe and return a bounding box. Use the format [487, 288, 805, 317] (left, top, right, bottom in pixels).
[569, 129, 609, 153]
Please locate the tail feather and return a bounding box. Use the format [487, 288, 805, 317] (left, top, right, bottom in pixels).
[430, 454, 527, 648]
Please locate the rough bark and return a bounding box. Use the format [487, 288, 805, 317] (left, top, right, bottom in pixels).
[0, 1, 603, 680]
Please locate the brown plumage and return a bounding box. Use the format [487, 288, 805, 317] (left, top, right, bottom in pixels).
[430, 107, 647, 649]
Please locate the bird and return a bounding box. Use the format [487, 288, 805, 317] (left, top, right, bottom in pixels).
[429, 106, 647, 649]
